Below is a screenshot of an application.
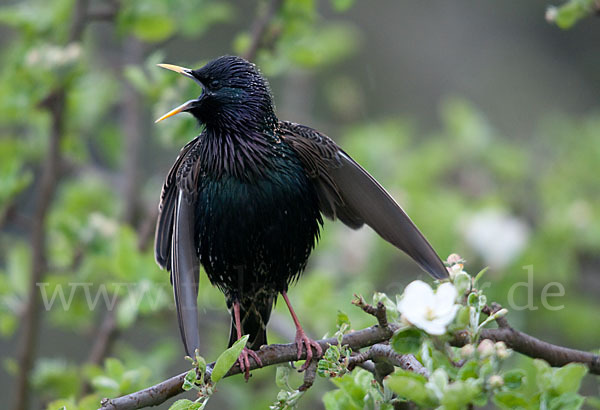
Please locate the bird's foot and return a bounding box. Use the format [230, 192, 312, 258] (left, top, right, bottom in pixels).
[294, 328, 323, 372]
[237, 347, 263, 382]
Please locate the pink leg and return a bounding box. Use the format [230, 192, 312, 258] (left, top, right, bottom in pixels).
[282, 291, 323, 371]
[233, 302, 262, 381]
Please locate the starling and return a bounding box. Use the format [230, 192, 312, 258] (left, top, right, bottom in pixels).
[154, 56, 448, 379]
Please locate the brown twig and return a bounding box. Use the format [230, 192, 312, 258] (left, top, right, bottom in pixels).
[352, 294, 388, 328]
[298, 360, 317, 392]
[348, 344, 428, 384]
[243, 0, 284, 61]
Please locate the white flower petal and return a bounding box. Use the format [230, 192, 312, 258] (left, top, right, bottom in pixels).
[430, 305, 460, 328]
[416, 319, 447, 335]
[398, 281, 433, 324]
[434, 282, 458, 313]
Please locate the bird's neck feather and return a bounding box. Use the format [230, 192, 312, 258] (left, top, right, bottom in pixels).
[199, 119, 282, 181]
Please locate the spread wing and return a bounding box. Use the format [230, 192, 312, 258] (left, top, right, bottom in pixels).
[280, 121, 448, 280]
[154, 138, 202, 356]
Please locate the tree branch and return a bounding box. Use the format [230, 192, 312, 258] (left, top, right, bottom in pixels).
[453, 327, 600, 374]
[99, 323, 396, 410]
[243, 0, 284, 61]
[99, 305, 600, 410]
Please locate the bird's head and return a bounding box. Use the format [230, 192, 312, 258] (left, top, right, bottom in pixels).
[155, 55, 275, 129]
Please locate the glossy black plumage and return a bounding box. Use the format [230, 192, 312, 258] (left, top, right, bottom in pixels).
[154, 56, 448, 360]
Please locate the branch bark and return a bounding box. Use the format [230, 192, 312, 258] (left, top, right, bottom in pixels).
[453, 327, 600, 374]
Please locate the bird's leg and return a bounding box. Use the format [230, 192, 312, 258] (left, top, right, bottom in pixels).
[281, 291, 323, 372]
[233, 301, 262, 381]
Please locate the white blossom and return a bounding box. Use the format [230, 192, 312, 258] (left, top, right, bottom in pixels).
[397, 280, 460, 335]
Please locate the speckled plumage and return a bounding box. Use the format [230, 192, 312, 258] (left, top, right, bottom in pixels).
[154, 56, 448, 358]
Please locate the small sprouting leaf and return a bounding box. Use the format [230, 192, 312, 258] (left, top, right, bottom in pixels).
[453, 271, 471, 296]
[390, 327, 422, 355]
[386, 369, 435, 407]
[473, 267, 489, 285]
[502, 369, 526, 390]
[169, 399, 194, 410]
[467, 292, 478, 307]
[440, 379, 481, 409]
[548, 392, 585, 410]
[336, 310, 350, 328]
[211, 334, 249, 383]
[182, 369, 197, 391]
[493, 391, 529, 409]
[275, 365, 292, 391]
[457, 360, 479, 381]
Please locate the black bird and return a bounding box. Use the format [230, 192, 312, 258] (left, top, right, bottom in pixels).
[154, 56, 448, 379]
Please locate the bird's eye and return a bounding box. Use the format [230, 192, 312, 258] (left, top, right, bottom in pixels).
[210, 79, 220, 89]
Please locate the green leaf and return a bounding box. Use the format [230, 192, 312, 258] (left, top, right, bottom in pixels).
[550, 0, 596, 29]
[330, 0, 355, 12]
[123, 65, 150, 94]
[440, 380, 481, 410]
[503, 369, 526, 390]
[169, 399, 195, 410]
[92, 375, 120, 392]
[493, 391, 530, 409]
[457, 360, 479, 381]
[386, 369, 436, 407]
[390, 327, 422, 355]
[132, 14, 175, 42]
[275, 365, 292, 391]
[473, 267, 489, 285]
[549, 392, 585, 410]
[182, 369, 197, 391]
[211, 334, 249, 383]
[453, 271, 471, 296]
[533, 359, 553, 391]
[105, 358, 125, 380]
[551, 363, 587, 394]
[336, 310, 350, 328]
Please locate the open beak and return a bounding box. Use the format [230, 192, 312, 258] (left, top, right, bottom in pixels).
[154, 99, 197, 123]
[155, 63, 201, 123]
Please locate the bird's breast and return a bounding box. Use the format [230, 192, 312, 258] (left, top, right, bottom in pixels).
[194, 156, 323, 295]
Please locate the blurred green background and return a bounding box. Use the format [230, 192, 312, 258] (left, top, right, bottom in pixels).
[1, 0, 599, 409]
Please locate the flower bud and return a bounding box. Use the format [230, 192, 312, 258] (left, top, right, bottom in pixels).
[489, 375, 504, 388]
[446, 253, 463, 265]
[495, 341, 510, 359]
[460, 344, 475, 358]
[477, 339, 495, 358]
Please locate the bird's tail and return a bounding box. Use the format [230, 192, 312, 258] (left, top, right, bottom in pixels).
[228, 298, 273, 350]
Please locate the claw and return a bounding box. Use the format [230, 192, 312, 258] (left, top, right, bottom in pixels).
[237, 347, 263, 381]
[295, 328, 323, 372]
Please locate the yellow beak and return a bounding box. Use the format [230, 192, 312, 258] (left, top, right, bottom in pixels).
[157, 63, 195, 79]
[155, 63, 199, 123]
[154, 100, 197, 123]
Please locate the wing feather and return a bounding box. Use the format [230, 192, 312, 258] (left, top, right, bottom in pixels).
[154, 138, 202, 356]
[280, 121, 448, 279]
